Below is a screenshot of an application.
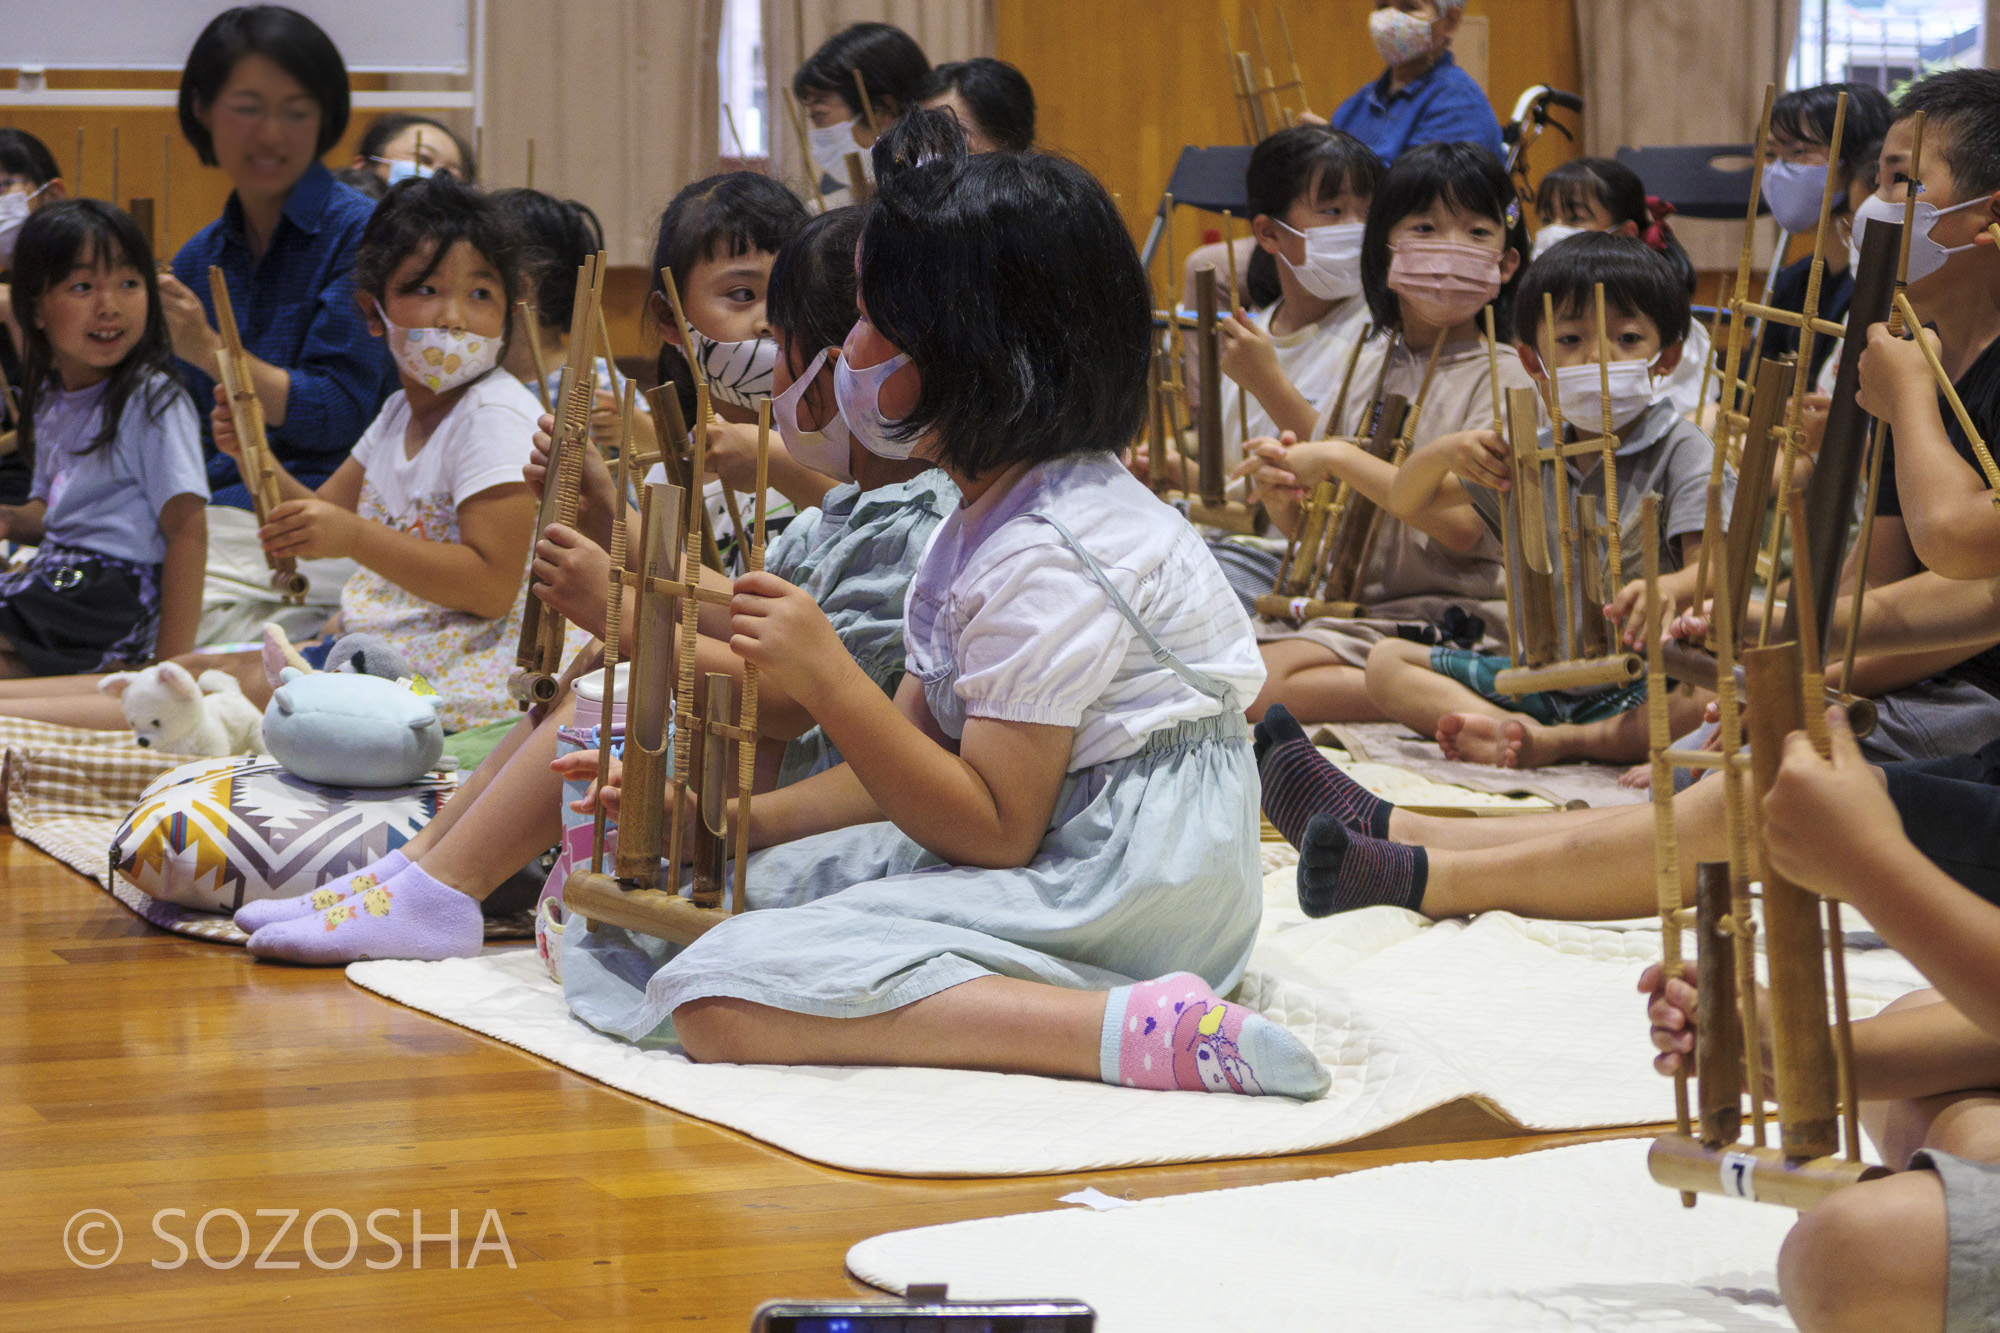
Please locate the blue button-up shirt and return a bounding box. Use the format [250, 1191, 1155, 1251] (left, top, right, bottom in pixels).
[1330, 50, 1505, 165]
[172, 160, 396, 510]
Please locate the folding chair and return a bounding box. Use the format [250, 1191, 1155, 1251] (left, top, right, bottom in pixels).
[1138, 145, 1253, 272]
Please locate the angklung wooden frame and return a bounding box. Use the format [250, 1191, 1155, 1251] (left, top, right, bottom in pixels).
[209, 265, 309, 605]
[511, 252, 606, 708]
[563, 388, 772, 947]
[1249, 327, 1443, 625]
[1220, 3, 1312, 142]
[1644, 494, 1885, 1210]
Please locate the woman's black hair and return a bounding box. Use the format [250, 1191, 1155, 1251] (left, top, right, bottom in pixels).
[1773, 82, 1894, 202]
[860, 110, 1151, 476]
[649, 172, 808, 419]
[1534, 157, 1697, 294]
[13, 200, 184, 461]
[0, 130, 61, 190]
[178, 6, 350, 167]
[1244, 124, 1384, 310]
[488, 188, 603, 331]
[1514, 230, 1691, 353]
[356, 113, 479, 184]
[1361, 141, 1529, 338]
[915, 58, 1036, 153]
[351, 173, 523, 355]
[792, 22, 931, 121]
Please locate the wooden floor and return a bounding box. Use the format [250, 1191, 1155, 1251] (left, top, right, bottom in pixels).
[1, 829, 1651, 1328]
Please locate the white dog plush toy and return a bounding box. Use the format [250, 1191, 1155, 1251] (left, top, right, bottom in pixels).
[99, 663, 266, 757]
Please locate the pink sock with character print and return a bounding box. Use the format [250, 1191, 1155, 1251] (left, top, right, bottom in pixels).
[1100, 973, 1328, 1100]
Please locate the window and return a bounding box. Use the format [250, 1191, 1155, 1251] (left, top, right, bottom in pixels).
[1789, 0, 1984, 97]
[719, 0, 767, 161]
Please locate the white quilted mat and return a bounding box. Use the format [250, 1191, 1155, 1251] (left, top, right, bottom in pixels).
[847, 1139, 1802, 1331]
[345, 860, 1924, 1177]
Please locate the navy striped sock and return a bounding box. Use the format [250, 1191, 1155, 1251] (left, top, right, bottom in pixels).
[1297, 814, 1429, 918]
[1255, 705, 1392, 846]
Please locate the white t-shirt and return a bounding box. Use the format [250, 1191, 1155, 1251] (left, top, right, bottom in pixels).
[1213, 295, 1371, 470]
[340, 369, 550, 732]
[906, 451, 1267, 770]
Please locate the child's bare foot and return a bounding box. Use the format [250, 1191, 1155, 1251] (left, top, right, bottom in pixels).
[1617, 763, 1652, 789]
[1436, 712, 1528, 768]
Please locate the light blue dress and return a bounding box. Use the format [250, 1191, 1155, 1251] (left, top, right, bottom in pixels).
[562, 453, 1266, 1044]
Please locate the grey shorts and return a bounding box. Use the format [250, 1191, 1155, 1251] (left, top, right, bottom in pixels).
[1862, 677, 2000, 764]
[1912, 1149, 2000, 1332]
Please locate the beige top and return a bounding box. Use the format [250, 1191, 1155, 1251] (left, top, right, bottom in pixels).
[1314, 331, 1541, 609]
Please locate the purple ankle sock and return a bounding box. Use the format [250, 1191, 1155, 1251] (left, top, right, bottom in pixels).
[233, 851, 410, 934]
[1256, 706, 1392, 845]
[246, 863, 482, 965]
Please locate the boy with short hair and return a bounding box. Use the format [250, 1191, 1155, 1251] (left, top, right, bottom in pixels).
[1367, 231, 1725, 769]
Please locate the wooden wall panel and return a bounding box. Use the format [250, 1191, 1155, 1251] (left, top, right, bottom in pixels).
[997, 0, 1582, 290]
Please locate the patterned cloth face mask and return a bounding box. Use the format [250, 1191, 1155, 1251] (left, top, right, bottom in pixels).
[1369, 8, 1435, 65]
[687, 326, 780, 409]
[380, 312, 501, 393]
[773, 348, 854, 482]
[834, 331, 916, 460]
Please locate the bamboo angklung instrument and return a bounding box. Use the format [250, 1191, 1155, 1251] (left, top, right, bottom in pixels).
[520, 300, 553, 412]
[209, 266, 308, 603]
[1219, 13, 1261, 143]
[1647, 498, 1885, 1209]
[647, 385, 726, 574]
[660, 266, 751, 553]
[1263, 330, 1373, 616]
[510, 253, 605, 707]
[1273, 3, 1312, 123]
[1491, 288, 1641, 696]
[565, 383, 767, 946]
[783, 89, 828, 212]
[1185, 267, 1257, 534]
[582, 384, 637, 930]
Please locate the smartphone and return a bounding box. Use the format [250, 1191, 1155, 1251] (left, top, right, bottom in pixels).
[749, 1298, 1095, 1332]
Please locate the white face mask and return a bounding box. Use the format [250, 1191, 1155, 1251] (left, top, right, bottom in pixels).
[1530, 223, 1586, 261]
[1762, 159, 1830, 235]
[1849, 191, 1991, 283]
[807, 117, 862, 179]
[1273, 220, 1365, 300]
[376, 157, 436, 186]
[0, 181, 51, 269]
[833, 335, 915, 460]
[687, 326, 780, 409]
[774, 348, 853, 482]
[379, 310, 502, 393]
[1554, 359, 1658, 433]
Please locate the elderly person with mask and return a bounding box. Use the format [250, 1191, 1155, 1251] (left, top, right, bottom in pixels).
[1329, 0, 1503, 164]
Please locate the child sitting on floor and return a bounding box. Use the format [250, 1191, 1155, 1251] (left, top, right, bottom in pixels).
[1367, 231, 1724, 769]
[0, 200, 207, 676]
[559, 113, 1326, 1100]
[1236, 141, 1538, 726]
[233, 192, 955, 962]
[1644, 705, 2000, 1333]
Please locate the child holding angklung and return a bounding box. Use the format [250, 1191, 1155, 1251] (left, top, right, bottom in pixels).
[1365, 231, 1725, 770]
[0, 200, 207, 676]
[1236, 141, 1539, 726]
[1139, 125, 1381, 612]
[235, 186, 955, 962]
[1644, 705, 2000, 1333]
[560, 112, 1326, 1100]
[1529, 157, 1712, 417]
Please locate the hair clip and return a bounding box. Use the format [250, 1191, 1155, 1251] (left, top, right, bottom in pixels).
[1504, 199, 1521, 228]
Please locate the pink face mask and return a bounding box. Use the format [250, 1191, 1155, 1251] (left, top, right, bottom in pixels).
[1387, 237, 1505, 330]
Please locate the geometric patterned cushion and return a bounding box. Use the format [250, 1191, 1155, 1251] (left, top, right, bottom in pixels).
[111, 755, 455, 913]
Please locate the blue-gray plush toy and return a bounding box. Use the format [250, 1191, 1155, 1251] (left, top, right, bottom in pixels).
[262, 667, 444, 788]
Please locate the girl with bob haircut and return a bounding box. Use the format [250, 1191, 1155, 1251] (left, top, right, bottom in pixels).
[562, 110, 1328, 1102]
[1239, 140, 1538, 726]
[792, 22, 931, 206]
[916, 57, 1036, 154]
